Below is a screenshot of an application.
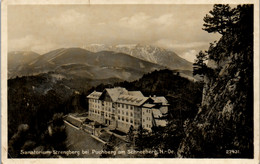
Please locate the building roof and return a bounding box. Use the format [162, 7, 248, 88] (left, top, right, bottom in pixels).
[105, 87, 128, 102]
[143, 103, 156, 108]
[151, 96, 168, 105]
[87, 91, 102, 99]
[128, 91, 144, 97]
[117, 95, 148, 106]
[87, 87, 168, 107]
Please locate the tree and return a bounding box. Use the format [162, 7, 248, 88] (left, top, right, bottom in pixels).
[127, 125, 134, 143]
[100, 134, 116, 158]
[193, 51, 208, 76]
[203, 4, 238, 34]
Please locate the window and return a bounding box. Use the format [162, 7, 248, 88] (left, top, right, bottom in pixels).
[147, 117, 148, 120]
[147, 125, 149, 128]
[130, 119, 133, 123]
[118, 104, 120, 107]
[122, 104, 124, 108]
[118, 116, 120, 119]
[126, 112, 128, 116]
[126, 105, 128, 109]
[143, 119, 145, 122]
[130, 106, 133, 110]
[118, 110, 120, 114]
[130, 112, 133, 117]
[122, 111, 124, 115]
[126, 118, 128, 122]
[122, 116, 125, 121]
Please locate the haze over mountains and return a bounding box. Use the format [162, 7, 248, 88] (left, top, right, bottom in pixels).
[8, 44, 194, 81]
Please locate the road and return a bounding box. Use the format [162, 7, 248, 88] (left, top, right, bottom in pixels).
[65, 122, 104, 158]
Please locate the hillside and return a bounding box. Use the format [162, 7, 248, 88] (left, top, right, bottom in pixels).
[8, 51, 40, 77]
[8, 48, 166, 81]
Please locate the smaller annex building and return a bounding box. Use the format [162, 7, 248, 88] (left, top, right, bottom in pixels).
[87, 87, 168, 133]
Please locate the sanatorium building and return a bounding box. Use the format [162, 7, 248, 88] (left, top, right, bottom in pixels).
[87, 87, 168, 132]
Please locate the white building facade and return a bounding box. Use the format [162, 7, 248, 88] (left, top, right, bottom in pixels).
[87, 87, 168, 133]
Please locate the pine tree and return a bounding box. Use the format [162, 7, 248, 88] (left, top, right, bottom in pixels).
[203, 4, 239, 35]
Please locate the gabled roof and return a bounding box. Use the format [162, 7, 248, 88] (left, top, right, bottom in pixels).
[105, 87, 128, 102]
[87, 91, 102, 99]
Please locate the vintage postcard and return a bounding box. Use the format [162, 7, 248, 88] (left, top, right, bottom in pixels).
[1, 0, 259, 163]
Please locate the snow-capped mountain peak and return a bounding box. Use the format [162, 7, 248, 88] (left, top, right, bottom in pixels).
[81, 43, 192, 70]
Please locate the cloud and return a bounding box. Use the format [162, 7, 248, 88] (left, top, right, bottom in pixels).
[181, 49, 198, 62]
[118, 12, 175, 30]
[154, 39, 210, 50]
[153, 14, 174, 26]
[119, 12, 151, 30]
[8, 5, 221, 57]
[46, 9, 87, 26]
[9, 35, 58, 54]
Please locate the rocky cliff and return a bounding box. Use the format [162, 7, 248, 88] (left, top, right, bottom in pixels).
[177, 5, 253, 158]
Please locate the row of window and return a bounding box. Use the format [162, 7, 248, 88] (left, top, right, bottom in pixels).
[91, 106, 139, 116]
[118, 110, 133, 116]
[89, 113, 142, 128]
[118, 115, 133, 123]
[90, 108, 143, 122]
[90, 99, 140, 110]
[143, 109, 151, 115]
[90, 105, 114, 113]
[117, 103, 135, 110]
[90, 99, 101, 103]
[143, 124, 152, 129]
[90, 99, 112, 106]
[143, 116, 151, 122]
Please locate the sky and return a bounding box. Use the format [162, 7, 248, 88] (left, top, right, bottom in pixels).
[8, 5, 221, 62]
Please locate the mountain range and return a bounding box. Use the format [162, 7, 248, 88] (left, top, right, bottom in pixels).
[8, 44, 194, 82]
[82, 44, 192, 70]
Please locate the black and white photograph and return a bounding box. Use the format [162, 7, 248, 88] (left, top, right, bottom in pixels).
[1, 0, 259, 163]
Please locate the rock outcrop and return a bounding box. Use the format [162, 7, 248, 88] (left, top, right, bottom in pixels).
[177, 5, 253, 158]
